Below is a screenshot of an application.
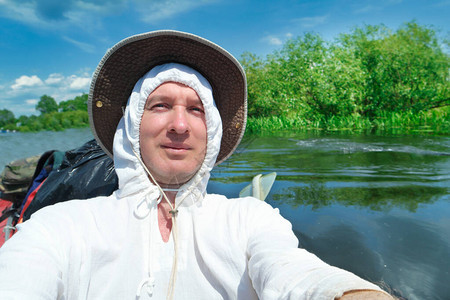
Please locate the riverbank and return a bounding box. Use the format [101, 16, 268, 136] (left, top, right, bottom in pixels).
[242, 22, 449, 138]
[246, 106, 450, 136]
[3, 106, 448, 137]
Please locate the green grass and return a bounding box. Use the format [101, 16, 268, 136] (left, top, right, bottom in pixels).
[245, 106, 450, 136]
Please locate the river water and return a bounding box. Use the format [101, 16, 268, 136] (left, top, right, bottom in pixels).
[1, 128, 449, 300]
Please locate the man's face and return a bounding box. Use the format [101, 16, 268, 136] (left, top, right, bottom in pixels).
[139, 82, 207, 186]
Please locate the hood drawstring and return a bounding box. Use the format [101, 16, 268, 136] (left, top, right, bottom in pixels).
[134, 191, 162, 219]
[135, 191, 161, 298]
[131, 146, 204, 300]
[137, 276, 156, 298]
[162, 188, 180, 192]
[164, 174, 204, 300]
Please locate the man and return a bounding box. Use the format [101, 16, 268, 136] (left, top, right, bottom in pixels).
[0, 30, 393, 299]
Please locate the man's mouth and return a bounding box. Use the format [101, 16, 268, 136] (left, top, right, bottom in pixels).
[162, 143, 191, 151]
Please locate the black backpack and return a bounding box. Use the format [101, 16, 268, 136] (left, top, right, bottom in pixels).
[21, 139, 118, 221]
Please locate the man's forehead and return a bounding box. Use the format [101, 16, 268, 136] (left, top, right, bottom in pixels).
[146, 86, 203, 105]
[148, 81, 200, 100]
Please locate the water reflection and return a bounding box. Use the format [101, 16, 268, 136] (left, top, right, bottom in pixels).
[375, 216, 450, 300]
[209, 133, 450, 300]
[294, 225, 389, 293]
[272, 182, 447, 212]
[294, 213, 450, 300]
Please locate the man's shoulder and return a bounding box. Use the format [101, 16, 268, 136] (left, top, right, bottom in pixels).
[26, 193, 124, 230]
[205, 193, 266, 204]
[16, 193, 132, 246]
[204, 193, 276, 215]
[34, 194, 113, 215]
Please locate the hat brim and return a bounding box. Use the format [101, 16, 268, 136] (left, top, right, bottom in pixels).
[88, 30, 247, 165]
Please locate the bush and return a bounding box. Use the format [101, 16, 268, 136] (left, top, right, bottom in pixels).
[240, 21, 450, 132]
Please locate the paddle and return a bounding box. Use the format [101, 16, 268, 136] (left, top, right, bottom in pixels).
[239, 172, 277, 201]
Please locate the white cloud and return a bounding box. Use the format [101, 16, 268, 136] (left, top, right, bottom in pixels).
[62, 36, 96, 53]
[45, 73, 65, 85]
[11, 75, 44, 90]
[3, 73, 92, 116]
[25, 99, 38, 105]
[387, 0, 403, 4]
[354, 5, 377, 14]
[135, 0, 217, 23]
[0, 0, 124, 32]
[354, 0, 403, 14]
[435, 0, 450, 7]
[69, 76, 91, 90]
[0, 98, 37, 117]
[293, 15, 328, 29]
[0, 0, 216, 30]
[262, 35, 283, 46]
[261, 31, 296, 47]
[0, 1, 39, 23]
[11, 73, 91, 94]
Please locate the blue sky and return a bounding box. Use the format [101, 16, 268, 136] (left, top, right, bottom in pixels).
[0, 0, 448, 117]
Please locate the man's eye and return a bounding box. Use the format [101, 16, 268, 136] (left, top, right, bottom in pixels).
[191, 107, 204, 113]
[151, 103, 167, 109]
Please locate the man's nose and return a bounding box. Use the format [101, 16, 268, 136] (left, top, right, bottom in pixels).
[169, 108, 189, 134]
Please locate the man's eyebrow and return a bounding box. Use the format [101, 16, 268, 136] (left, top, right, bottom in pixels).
[145, 95, 169, 107]
[190, 97, 204, 106]
[145, 94, 204, 107]
[147, 95, 169, 102]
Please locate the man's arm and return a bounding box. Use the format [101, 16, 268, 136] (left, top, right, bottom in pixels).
[337, 289, 395, 299]
[244, 199, 392, 299]
[0, 204, 81, 299]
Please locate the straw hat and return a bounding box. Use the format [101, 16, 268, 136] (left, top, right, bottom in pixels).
[88, 30, 247, 165]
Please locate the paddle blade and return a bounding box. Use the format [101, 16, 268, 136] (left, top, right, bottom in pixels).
[239, 172, 277, 201]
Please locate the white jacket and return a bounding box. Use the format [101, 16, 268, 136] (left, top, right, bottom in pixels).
[0, 64, 383, 299]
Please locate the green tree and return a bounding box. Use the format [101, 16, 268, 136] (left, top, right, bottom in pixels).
[242, 32, 366, 120]
[42, 112, 63, 131]
[17, 115, 29, 126]
[241, 21, 449, 125]
[10, 93, 91, 132]
[16, 115, 44, 132]
[338, 22, 450, 117]
[64, 110, 89, 127]
[36, 95, 58, 115]
[59, 94, 88, 112]
[0, 109, 15, 127]
[240, 52, 274, 117]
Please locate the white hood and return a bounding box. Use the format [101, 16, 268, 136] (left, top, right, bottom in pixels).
[112, 63, 223, 206]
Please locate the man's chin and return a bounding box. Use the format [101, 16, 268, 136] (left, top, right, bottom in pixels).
[155, 167, 198, 186]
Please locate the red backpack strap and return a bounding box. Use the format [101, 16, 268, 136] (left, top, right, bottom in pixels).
[17, 180, 46, 223]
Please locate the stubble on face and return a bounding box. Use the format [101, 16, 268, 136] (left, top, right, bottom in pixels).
[139, 82, 207, 188]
